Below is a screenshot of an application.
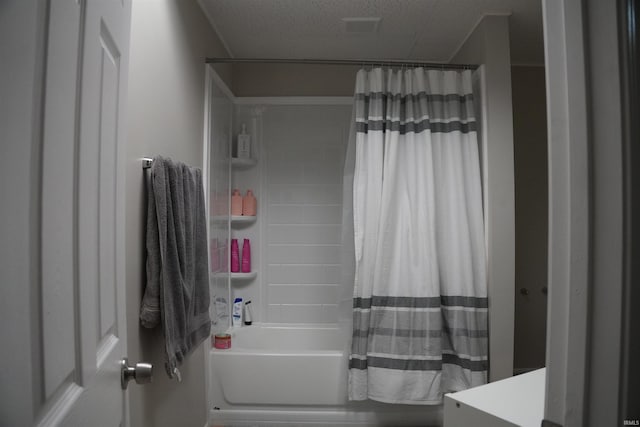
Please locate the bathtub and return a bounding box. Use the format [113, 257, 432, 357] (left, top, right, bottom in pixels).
[208, 323, 443, 426]
[211, 323, 349, 405]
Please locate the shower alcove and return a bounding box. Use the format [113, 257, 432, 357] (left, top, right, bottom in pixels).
[204, 81, 446, 426]
[202, 17, 515, 425]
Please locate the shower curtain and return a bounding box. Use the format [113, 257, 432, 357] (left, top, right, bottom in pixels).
[347, 67, 488, 404]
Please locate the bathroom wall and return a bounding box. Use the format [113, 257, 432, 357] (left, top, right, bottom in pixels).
[261, 104, 352, 323]
[451, 15, 516, 382]
[225, 103, 352, 324]
[511, 65, 548, 372]
[125, 1, 230, 426]
[232, 63, 358, 96]
[0, 1, 45, 424]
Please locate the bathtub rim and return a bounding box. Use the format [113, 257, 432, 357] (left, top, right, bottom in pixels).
[225, 321, 348, 331]
[211, 321, 352, 354]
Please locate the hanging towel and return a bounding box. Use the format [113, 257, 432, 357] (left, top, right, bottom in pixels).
[140, 156, 210, 379]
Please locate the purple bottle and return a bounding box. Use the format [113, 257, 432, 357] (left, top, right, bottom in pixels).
[241, 239, 251, 273]
[230, 238, 240, 272]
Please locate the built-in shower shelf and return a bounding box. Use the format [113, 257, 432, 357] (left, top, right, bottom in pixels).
[231, 215, 256, 224]
[213, 271, 257, 281]
[231, 157, 257, 168]
[230, 272, 257, 281]
[210, 215, 257, 226]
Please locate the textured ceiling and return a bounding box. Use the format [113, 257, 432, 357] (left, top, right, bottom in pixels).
[199, 0, 544, 65]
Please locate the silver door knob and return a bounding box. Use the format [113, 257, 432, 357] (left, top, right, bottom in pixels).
[120, 357, 153, 390]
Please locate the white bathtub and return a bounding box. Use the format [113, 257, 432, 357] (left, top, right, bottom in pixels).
[211, 323, 349, 405]
[208, 323, 443, 426]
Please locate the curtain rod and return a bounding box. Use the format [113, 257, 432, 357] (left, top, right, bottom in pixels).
[205, 57, 478, 70]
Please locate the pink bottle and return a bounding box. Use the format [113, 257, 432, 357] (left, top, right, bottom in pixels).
[230, 238, 240, 272]
[242, 190, 257, 216]
[241, 239, 251, 273]
[231, 189, 243, 216]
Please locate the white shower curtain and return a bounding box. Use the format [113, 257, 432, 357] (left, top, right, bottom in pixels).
[347, 67, 488, 404]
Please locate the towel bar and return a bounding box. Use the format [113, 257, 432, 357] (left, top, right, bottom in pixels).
[142, 158, 153, 169]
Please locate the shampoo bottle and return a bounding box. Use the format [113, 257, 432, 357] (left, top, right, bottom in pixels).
[241, 239, 251, 273]
[242, 189, 257, 216]
[232, 297, 243, 327]
[237, 124, 251, 159]
[231, 189, 243, 216]
[230, 238, 240, 272]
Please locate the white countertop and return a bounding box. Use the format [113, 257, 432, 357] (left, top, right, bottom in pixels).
[444, 368, 545, 427]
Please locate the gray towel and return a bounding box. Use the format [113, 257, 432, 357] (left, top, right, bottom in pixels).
[140, 156, 210, 379]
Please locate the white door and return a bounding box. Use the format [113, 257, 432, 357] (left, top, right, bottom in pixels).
[37, 0, 133, 425]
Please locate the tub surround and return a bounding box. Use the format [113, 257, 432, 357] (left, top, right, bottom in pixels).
[211, 324, 348, 405]
[209, 324, 443, 426]
[204, 79, 507, 425]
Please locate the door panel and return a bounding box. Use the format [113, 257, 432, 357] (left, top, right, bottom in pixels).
[40, 0, 82, 404]
[35, 0, 132, 425]
[97, 22, 120, 346]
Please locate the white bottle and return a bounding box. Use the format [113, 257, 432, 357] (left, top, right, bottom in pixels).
[232, 297, 243, 327]
[237, 124, 251, 159]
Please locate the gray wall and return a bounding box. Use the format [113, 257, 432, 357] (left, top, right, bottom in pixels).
[451, 15, 516, 382]
[0, 1, 45, 424]
[232, 64, 357, 96]
[511, 66, 548, 371]
[125, 1, 230, 426]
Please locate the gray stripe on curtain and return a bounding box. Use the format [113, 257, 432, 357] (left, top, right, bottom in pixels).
[353, 295, 489, 309]
[355, 120, 476, 135]
[351, 318, 488, 359]
[349, 354, 488, 371]
[352, 327, 488, 339]
[354, 92, 474, 103]
[351, 310, 489, 337]
[354, 93, 476, 123]
[351, 296, 488, 365]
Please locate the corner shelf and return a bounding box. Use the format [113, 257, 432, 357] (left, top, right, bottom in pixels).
[231, 215, 256, 225]
[213, 271, 257, 281]
[210, 215, 257, 227]
[231, 271, 257, 281]
[231, 157, 257, 168]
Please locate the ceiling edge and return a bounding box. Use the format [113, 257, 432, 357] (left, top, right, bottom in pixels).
[196, 0, 235, 58]
[447, 12, 512, 63]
